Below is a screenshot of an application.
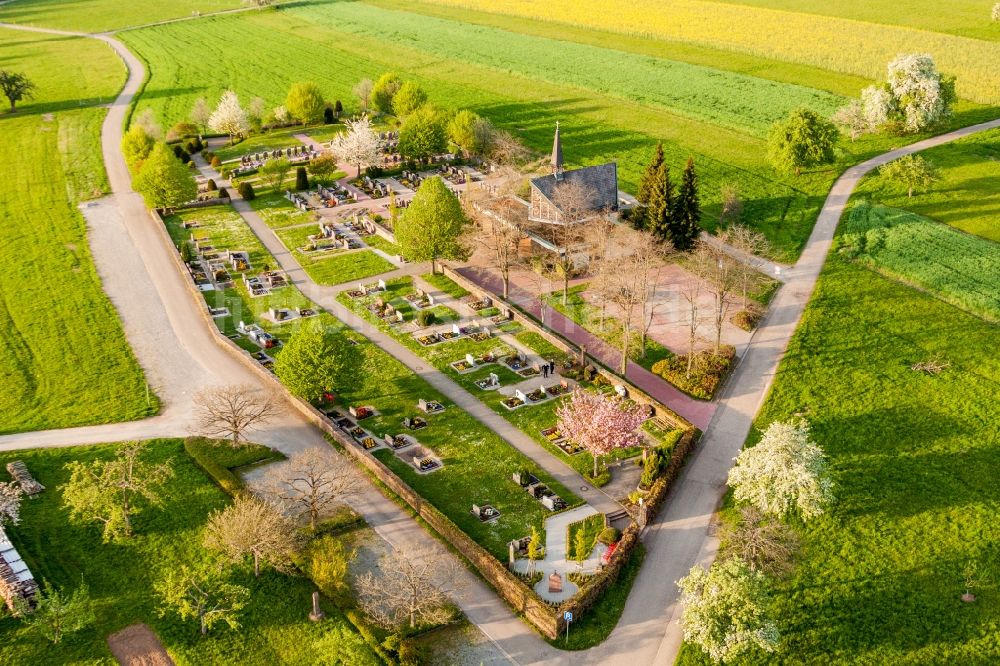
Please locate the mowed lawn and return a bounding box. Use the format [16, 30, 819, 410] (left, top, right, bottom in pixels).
[0, 0, 241, 32]
[0, 29, 154, 433]
[681, 255, 1000, 664]
[854, 128, 1000, 242]
[0, 440, 378, 665]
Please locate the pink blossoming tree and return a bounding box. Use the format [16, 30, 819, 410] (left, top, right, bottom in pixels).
[557, 389, 647, 479]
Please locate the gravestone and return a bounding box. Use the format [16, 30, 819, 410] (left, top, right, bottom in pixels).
[548, 572, 563, 594]
[489, 372, 499, 386]
[515, 389, 528, 403]
[466, 353, 476, 366]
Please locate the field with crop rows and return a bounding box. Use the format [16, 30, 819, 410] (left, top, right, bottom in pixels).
[838, 202, 1000, 321]
[0, 0, 241, 32]
[0, 28, 154, 433]
[421, 0, 1000, 104]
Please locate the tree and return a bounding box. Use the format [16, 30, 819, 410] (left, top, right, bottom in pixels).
[861, 54, 955, 133]
[330, 114, 382, 177]
[14, 581, 95, 644]
[398, 105, 448, 161]
[190, 97, 211, 135]
[121, 124, 155, 171]
[392, 81, 427, 118]
[307, 535, 353, 602]
[767, 107, 838, 176]
[272, 105, 290, 125]
[285, 82, 326, 126]
[0, 481, 23, 527]
[203, 494, 302, 578]
[556, 389, 646, 479]
[370, 73, 402, 115]
[274, 320, 352, 400]
[635, 142, 666, 229]
[395, 176, 467, 273]
[295, 165, 309, 190]
[353, 78, 374, 113]
[719, 506, 799, 577]
[526, 526, 543, 575]
[671, 157, 702, 250]
[192, 384, 279, 448]
[573, 528, 590, 565]
[356, 545, 460, 630]
[728, 419, 834, 521]
[550, 179, 597, 303]
[686, 240, 739, 353]
[719, 183, 743, 227]
[259, 157, 292, 193]
[265, 448, 361, 532]
[156, 563, 249, 635]
[334, 99, 343, 118]
[488, 129, 530, 166]
[643, 151, 675, 242]
[448, 109, 491, 157]
[677, 558, 779, 663]
[308, 150, 339, 184]
[461, 168, 523, 298]
[133, 143, 197, 209]
[721, 224, 771, 311]
[0, 70, 36, 112]
[208, 90, 250, 145]
[62, 442, 173, 541]
[677, 257, 703, 378]
[134, 108, 162, 141]
[832, 100, 869, 142]
[878, 154, 939, 198]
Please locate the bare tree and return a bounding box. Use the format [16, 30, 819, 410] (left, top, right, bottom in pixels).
[462, 167, 524, 299]
[488, 129, 530, 167]
[265, 448, 361, 532]
[687, 241, 739, 354]
[550, 180, 596, 304]
[204, 494, 303, 577]
[192, 385, 279, 448]
[718, 506, 799, 577]
[355, 545, 461, 630]
[677, 258, 704, 379]
[721, 224, 771, 311]
[352, 78, 374, 114]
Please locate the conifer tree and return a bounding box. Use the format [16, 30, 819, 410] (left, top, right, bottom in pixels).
[670, 157, 702, 250]
[635, 142, 665, 230]
[646, 161, 675, 243]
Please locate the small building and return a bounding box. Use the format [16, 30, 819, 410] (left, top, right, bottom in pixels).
[0, 527, 37, 611]
[528, 123, 619, 225]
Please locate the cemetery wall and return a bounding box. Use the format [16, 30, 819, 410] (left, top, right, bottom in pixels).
[440, 265, 695, 432]
[148, 209, 562, 638]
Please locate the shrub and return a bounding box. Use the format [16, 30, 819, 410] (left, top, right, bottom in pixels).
[598, 527, 621, 545]
[210, 155, 221, 168]
[217, 187, 229, 199]
[295, 166, 309, 190]
[205, 178, 218, 192]
[172, 144, 191, 164]
[203, 151, 215, 162]
[651, 346, 736, 400]
[166, 121, 198, 142]
[237, 181, 255, 201]
[416, 310, 435, 327]
[323, 106, 335, 124]
[365, 165, 384, 178]
[184, 140, 197, 155]
[180, 241, 194, 263]
[183, 437, 245, 497]
[640, 452, 661, 489]
[732, 308, 762, 331]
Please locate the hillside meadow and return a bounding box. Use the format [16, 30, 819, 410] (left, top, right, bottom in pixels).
[0, 0, 241, 32]
[0, 28, 154, 433]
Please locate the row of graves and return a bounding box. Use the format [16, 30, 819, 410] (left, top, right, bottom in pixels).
[325, 400, 445, 474]
[416, 321, 491, 347]
[305, 221, 362, 254]
[0, 461, 45, 611]
[511, 469, 567, 512]
[187, 235, 237, 292]
[357, 174, 393, 200]
[285, 190, 313, 212]
[233, 145, 317, 177]
[313, 182, 355, 208]
[500, 380, 571, 411]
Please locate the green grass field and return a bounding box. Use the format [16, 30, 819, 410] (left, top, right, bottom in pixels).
[678, 254, 1000, 664]
[0, 28, 155, 433]
[0, 440, 377, 665]
[0, 0, 241, 32]
[854, 129, 1000, 242]
[839, 202, 1000, 322]
[295, 249, 396, 287]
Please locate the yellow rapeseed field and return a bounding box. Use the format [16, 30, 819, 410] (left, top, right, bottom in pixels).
[421, 0, 1000, 104]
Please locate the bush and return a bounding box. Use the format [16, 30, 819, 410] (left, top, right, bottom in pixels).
[732, 307, 762, 331]
[365, 165, 384, 178]
[237, 181, 255, 201]
[640, 452, 661, 490]
[416, 310, 435, 327]
[172, 144, 191, 164]
[205, 178, 218, 192]
[323, 106, 335, 124]
[598, 526, 621, 545]
[180, 241, 194, 263]
[217, 187, 229, 199]
[650, 346, 736, 400]
[203, 151, 215, 162]
[295, 165, 309, 190]
[210, 155, 221, 168]
[166, 121, 198, 142]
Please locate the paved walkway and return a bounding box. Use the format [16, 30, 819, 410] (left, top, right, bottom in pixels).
[456, 266, 717, 430]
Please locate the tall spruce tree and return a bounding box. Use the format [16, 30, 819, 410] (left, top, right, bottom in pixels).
[670, 157, 701, 250]
[646, 162, 675, 243]
[636, 143, 665, 230]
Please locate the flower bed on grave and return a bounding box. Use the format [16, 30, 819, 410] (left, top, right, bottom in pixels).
[502, 395, 525, 410]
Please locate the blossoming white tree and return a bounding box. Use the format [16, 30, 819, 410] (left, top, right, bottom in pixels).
[0, 481, 23, 527]
[329, 114, 382, 177]
[208, 90, 250, 144]
[677, 557, 779, 663]
[728, 419, 834, 521]
[861, 54, 954, 133]
[556, 389, 646, 479]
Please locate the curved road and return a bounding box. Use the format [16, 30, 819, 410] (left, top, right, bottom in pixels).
[2, 18, 999, 666]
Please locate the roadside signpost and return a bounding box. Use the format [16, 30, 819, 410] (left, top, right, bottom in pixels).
[564, 610, 573, 644]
